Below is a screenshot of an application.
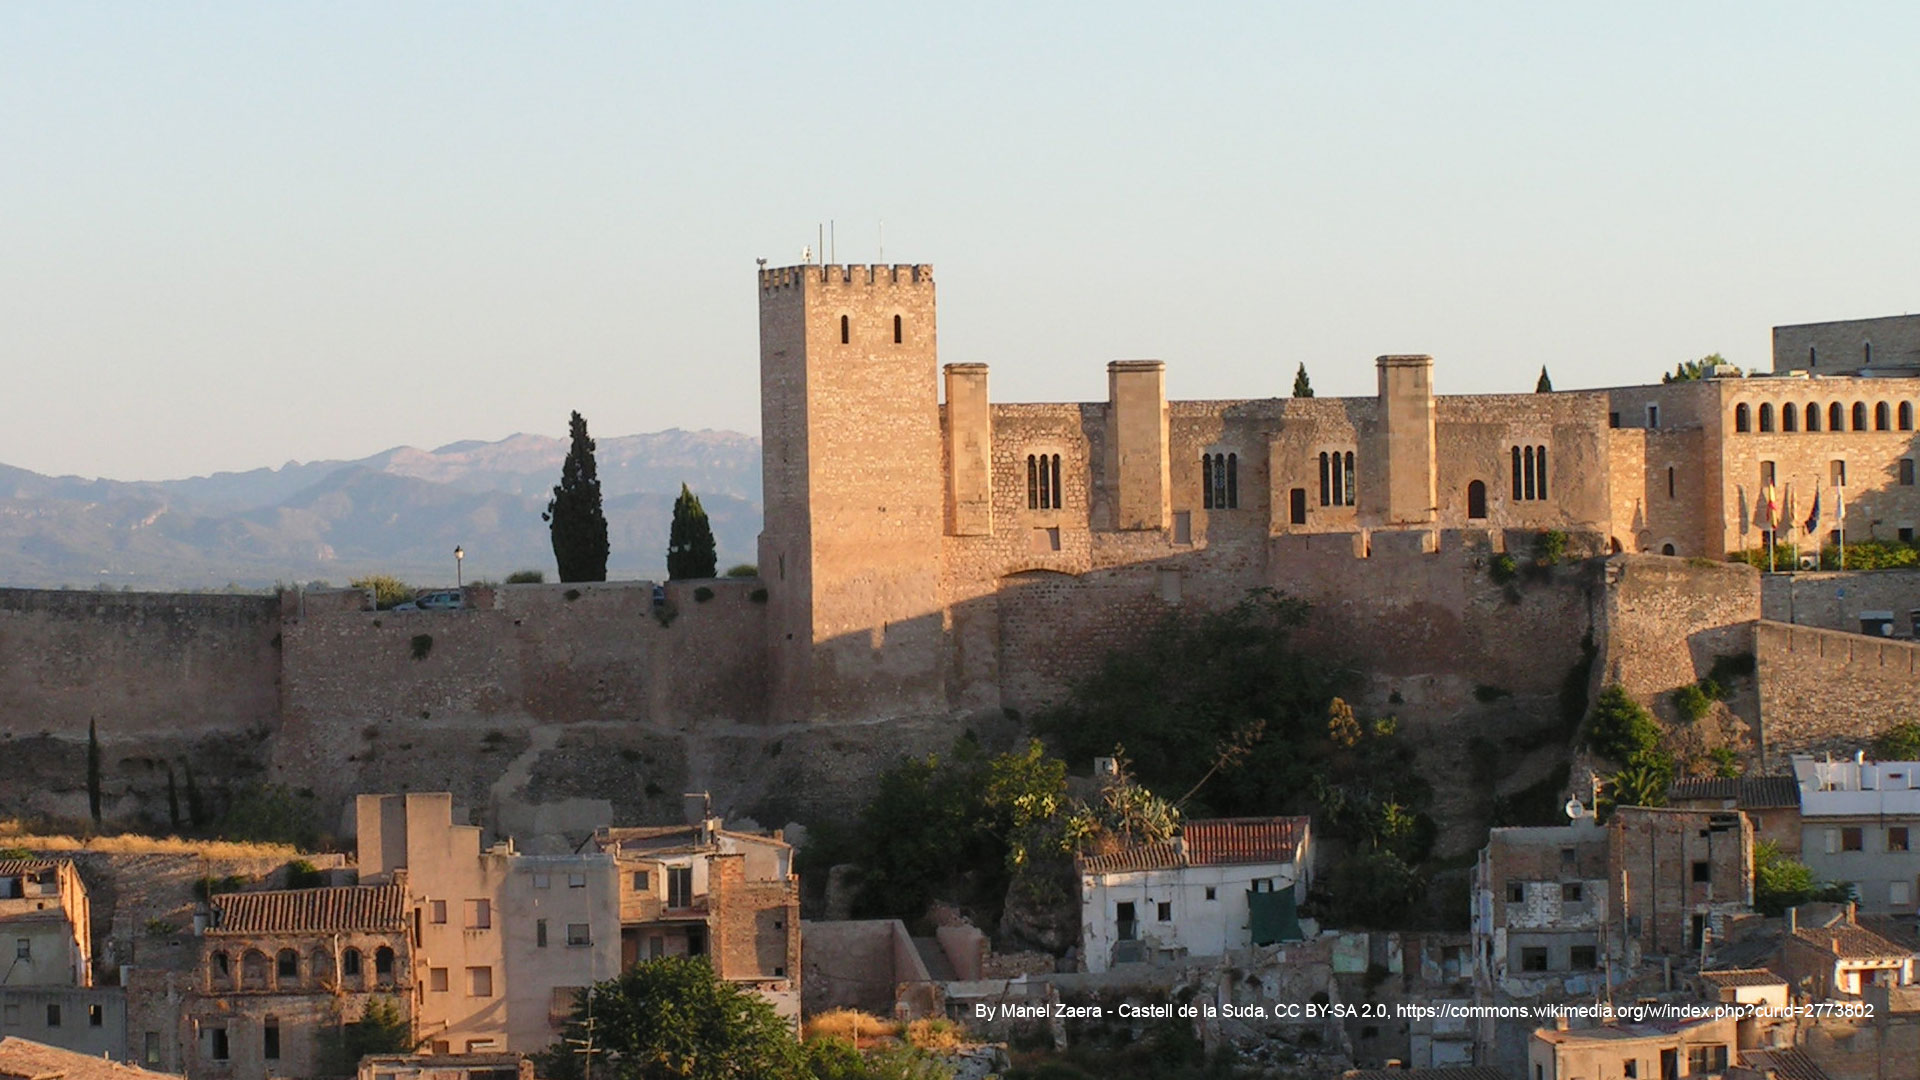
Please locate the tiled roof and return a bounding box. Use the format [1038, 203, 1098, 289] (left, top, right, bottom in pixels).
[1185, 817, 1309, 866]
[1701, 967, 1786, 987]
[1079, 817, 1309, 875]
[209, 884, 405, 935]
[1792, 922, 1909, 960]
[1668, 776, 1802, 809]
[0, 859, 61, 877]
[0, 1036, 182, 1080]
[1857, 914, 1920, 952]
[1741, 1047, 1833, 1080]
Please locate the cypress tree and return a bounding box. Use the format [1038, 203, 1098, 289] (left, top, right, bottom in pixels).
[86, 718, 102, 828]
[1536, 366, 1554, 393]
[543, 411, 610, 583]
[1292, 363, 1314, 398]
[667, 484, 718, 581]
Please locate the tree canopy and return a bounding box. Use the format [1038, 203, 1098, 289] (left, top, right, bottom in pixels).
[1663, 354, 1740, 383]
[544, 411, 610, 583]
[317, 997, 413, 1076]
[540, 958, 803, 1080]
[667, 483, 718, 580]
[1292, 363, 1314, 398]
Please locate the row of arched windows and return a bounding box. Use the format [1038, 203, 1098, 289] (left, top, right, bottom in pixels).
[1319, 451, 1356, 507]
[1202, 453, 1238, 509]
[1511, 446, 1549, 501]
[1026, 454, 1062, 510]
[209, 944, 394, 990]
[1736, 400, 1914, 434]
[837, 314, 905, 345]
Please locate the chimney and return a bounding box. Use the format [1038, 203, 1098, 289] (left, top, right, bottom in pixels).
[1554, 1012, 1569, 1032]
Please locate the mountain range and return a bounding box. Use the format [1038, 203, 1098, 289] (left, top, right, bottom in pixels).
[0, 430, 763, 590]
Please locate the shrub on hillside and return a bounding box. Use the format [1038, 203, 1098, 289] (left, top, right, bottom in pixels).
[505, 569, 545, 584]
[1585, 686, 1661, 764]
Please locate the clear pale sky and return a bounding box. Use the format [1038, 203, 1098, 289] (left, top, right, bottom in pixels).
[5, 3, 1918, 481]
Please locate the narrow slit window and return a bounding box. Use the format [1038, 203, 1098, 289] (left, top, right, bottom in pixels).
[1523, 446, 1536, 501]
[1319, 452, 1332, 506]
[1027, 455, 1039, 510]
[1342, 451, 1355, 506]
[1667, 466, 1675, 499]
[1331, 451, 1344, 506]
[1051, 454, 1062, 508]
[1226, 453, 1238, 509]
[1202, 454, 1214, 509]
[839, 314, 849, 344]
[1536, 446, 1547, 500]
[1511, 447, 1523, 501]
[892, 314, 902, 344]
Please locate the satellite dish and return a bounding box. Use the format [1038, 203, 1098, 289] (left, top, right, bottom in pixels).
[1565, 797, 1587, 821]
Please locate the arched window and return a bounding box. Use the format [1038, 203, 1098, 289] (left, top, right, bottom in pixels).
[839, 315, 850, 344]
[1342, 451, 1355, 506]
[242, 950, 270, 990]
[1852, 402, 1868, 430]
[1662, 543, 1676, 556]
[209, 951, 232, 986]
[1203, 453, 1238, 510]
[1467, 480, 1487, 520]
[1758, 403, 1774, 432]
[1734, 403, 1751, 432]
[1829, 403, 1845, 431]
[1026, 454, 1062, 510]
[892, 314, 902, 344]
[374, 947, 395, 978]
[276, 948, 299, 980]
[1522, 446, 1536, 500]
[1512, 446, 1548, 501]
[1806, 403, 1821, 432]
[1901, 402, 1914, 431]
[1510, 447, 1523, 501]
[1782, 405, 1798, 432]
[1876, 402, 1891, 431]
[341, 948, 362, 978]
[1536, 445, 1548, 500]
[309, 947, 334, 982]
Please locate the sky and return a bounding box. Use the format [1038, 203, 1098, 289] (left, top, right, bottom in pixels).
[4, 3, 1919, 481]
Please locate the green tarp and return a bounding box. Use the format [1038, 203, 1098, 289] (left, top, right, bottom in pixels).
[1248, 887, 1300, 945]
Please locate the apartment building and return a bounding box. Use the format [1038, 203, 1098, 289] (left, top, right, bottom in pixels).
[1793, 754, 1920, 913]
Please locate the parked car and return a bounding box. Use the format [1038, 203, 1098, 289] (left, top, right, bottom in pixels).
[393, 590, 463, 612]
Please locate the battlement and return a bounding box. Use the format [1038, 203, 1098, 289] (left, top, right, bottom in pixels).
[758, 263, 934, 293]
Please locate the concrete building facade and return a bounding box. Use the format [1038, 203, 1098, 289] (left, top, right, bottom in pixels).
[0, 860, 91, 989]
[1793, 754, 1920, 914]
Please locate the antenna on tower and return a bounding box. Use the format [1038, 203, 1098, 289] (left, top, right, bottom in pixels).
[829, 219, 836, 265]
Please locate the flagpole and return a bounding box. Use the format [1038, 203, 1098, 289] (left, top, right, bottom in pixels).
[1838, 486, 1845, 571]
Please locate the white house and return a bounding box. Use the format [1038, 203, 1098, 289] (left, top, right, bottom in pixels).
[1793, 753, 1920, 913]
[1076, 817, 1311, 974]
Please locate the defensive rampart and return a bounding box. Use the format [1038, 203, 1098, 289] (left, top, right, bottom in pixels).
[1755, 620, 1920, 763]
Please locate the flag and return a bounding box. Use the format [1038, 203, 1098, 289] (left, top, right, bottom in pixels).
[1738, 486, 1750, 535]
[1763, 483, 1780, 528]
[1783, 485, 1795, 535]
[1837, 486, 1846, 524]
[1805, 488, 1821, 535]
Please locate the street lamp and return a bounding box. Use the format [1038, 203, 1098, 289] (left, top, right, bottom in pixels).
[454, 546, 464, 589]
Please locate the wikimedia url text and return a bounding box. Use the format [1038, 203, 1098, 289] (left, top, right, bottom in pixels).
[972, 1001, 1875, 1022]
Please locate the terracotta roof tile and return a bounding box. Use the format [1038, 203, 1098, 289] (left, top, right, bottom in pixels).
[0, 860, 62, 877]
[209, 884, 405, 935]
[1078, 817, 1309, 875]
[1701, 968, 1786, 987]
[1741, 1047, 1833, 1080]
[1792, 922, 1909, 960]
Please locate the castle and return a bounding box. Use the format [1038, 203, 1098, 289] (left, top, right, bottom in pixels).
[754, 262, 1920, 722]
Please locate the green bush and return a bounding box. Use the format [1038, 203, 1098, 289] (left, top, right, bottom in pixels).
[693, 586, 715, 603]
[1534, 530, 1569, 566]
[1877, 721, 1920, 761]
[410, 633, 433, 660]
[725, 563, 759, 578]
[285, 859, 325, 889]
[505, 569, 545, 584]
[1490, 553, 1519, 584]
[193, 874, 249, 901]
[350, 575, 415, 610]
[1671, 684, 1714, 723]
[1585, 686, 1662, 764]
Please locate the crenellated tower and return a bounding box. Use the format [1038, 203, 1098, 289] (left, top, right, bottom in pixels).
[757, 264, 947, 722]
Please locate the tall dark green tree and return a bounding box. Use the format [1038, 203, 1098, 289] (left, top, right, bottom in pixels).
[86, 719, 102, 828]
[317, 996, 414, 1075]
[538, 957, 804, 1080]
[1535, 366, 1553, 392]
[1292, 362, 1314, 398]
[666, 484, 718, 581]
[544, 411, 610, 583]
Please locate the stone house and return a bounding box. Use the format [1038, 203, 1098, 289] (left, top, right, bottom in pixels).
[0, 859, 92, 988]
[1780, 909, 1914, 999]
[1611, 806, 1755, 962]
[180, 881, 412, 1080]
[1668, 777, 1802, 858]
[1473, 818, 1611, 997]
[591, 819, 801, 1023]
[1793, 754, 1920, 913]
[1529, 1014, 1740, 1080]
[356, 794, 621, 1055]
[1075, 816, 1312, 974]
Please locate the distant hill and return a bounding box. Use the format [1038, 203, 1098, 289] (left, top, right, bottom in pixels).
[0, 430, 762, 590]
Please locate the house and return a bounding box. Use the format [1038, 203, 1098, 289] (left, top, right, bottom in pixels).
[0, 1035, 180, 1080]
[0, 860, 92, 988]
[355, 1052, 530, 1080]
[355, 794, 622, 1055]
[179, 882, 412, 1080]
[1472, 818, 1610, 994]
[1793, 754, 1920, 913]
[1780, 909, 1914, 999]
[1668, 777, 1803, 858]
[590, 818, 801, 1023]
[1076, 816, 1311, 974]
[1529, 1014, 1740, 1080]
[1610, 806, 1755, 961]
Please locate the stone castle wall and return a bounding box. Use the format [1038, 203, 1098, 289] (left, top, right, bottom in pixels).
[1761, 568, 1920, 632]
[1756, 621, 1920, 763]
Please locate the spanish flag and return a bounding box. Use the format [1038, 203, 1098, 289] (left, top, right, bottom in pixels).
[1763, 483, 1780, 529]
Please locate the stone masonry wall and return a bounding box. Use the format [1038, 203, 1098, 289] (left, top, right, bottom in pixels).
[1755, 620, 1920, 763]
[1761, 568, 1920, 633]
